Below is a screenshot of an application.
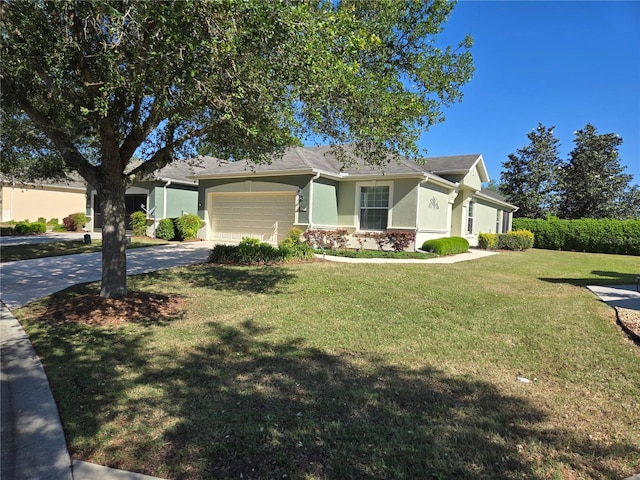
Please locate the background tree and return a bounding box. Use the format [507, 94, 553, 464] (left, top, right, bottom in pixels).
[558, 124, 639, 219]
[1, 0, 474, 298]
[499, 123, 562, 218]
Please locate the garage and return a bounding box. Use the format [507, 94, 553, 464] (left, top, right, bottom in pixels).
[208, 192, 296, 245]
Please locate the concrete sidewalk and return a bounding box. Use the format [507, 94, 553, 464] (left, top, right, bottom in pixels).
[587, 284, 640, 311]
[316, 248, 498, 264]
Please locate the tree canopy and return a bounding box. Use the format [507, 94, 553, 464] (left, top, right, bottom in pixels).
[500, 123, 639, 221]
[558, 124, 639, 220]
[1, 0, 474, 297]
[500, 123, 562, 219]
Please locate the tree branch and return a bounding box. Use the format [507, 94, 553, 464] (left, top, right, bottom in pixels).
[14, 88, 98, 185]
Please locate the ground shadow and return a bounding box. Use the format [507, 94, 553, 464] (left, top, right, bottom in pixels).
[540, 269, 638, 287]
[26, 316, 639, 480]
[141, 265, 297, 294]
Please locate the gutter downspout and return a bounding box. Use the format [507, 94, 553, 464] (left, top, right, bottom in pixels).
[307, 172, 321, 228]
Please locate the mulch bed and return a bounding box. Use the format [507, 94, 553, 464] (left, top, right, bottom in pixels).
[36, 291, 186, 326]
[616, 308, 640, 346]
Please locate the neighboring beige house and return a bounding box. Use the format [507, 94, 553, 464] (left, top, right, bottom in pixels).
[191, 146, 518, 248]
[0, 177, 87, 223]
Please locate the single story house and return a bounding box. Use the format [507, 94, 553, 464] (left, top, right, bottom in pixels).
[190, 146, 517, 249]
[85, 161, 200, 234]
[0, 176, 87, 223]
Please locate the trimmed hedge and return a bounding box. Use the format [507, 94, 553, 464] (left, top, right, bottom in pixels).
[478, 233, 498, 250]
[156, 218, 175, 240]
[496, 230, 534, 251]
[130, 211, 147, 237]
[209, 236, 315, 264]
[14, 221, 46, 235]
[478, 231, 534, 251]
[421, 236, 469, 256]
[175, 213, 204, 241]
[513, 217, 640, 255]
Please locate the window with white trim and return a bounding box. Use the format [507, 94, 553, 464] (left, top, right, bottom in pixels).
[496, 209, 502, 233]
[360, 185, 389, 230]
[466, 201, 475, 234]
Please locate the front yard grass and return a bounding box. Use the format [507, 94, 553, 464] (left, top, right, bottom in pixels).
[16, 249, 640, 479]
[0, 237, 168, 262]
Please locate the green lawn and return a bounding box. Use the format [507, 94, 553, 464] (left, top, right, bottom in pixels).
[17, 249, 640, 480]
[0, 237, 168, 262]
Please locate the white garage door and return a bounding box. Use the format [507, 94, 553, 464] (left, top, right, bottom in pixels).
[209, 193, 296, 244]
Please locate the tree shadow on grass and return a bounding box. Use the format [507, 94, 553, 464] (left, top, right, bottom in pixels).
[141, 265, 297, 294]
[27, 314, 638, 480]
[540, 270, 638, 287]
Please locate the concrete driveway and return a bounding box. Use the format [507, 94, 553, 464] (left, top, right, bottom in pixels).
[0, 241, 213, 309]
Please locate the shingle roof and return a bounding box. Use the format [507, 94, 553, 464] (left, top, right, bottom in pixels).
[421, 154, 483, 175]
[188, 146, 482, 182]
[0, 173, 86, 190]
[477, 188, 517, 210]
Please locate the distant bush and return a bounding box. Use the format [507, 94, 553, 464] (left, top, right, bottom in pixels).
[156, 218, 175, 240]
[175, 213, 204, 241]
[130, 211, 147, 237]
[478, 233, 498, 250]
[47, 218, 59, 226]
[421, 236, 469, 256]
[496, 230, 534, 251]
[37, 217, 47, 224]
[63, 212, 88, 231]
[0, 226, 15, 236]
[359, 231, 416, 252]
[513, 217, 640, 255]
[303, 229, 349, 249]
[279, 228, 316, 260]
[208, 244, 239, 263]
[14, 221, 46, 235]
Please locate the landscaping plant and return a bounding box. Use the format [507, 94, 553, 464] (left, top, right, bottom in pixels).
[130, 211, 147, 237]
[421, 236, 469, 255]
[175, 214, 204, 241]
[156, 218, 175, 241]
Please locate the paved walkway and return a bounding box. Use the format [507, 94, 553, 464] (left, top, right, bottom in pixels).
[316, 248, 498, 264]
[587, 284, 640, 311]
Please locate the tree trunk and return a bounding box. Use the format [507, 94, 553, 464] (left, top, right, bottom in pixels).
[96, 181, 128, 298]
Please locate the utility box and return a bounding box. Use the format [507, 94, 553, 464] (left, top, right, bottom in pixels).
[83, 234, 91, 244]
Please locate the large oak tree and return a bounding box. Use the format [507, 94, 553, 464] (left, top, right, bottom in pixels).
[1, 0, 473, 297]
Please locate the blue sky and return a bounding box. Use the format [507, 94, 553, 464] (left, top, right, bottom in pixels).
[418, 1, 640, 185]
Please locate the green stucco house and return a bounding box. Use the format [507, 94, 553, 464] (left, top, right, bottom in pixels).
[191, 146, 517, 249]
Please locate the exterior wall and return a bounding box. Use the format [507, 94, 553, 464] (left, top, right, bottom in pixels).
[336, 181, 357, 228]
[389, 179, 419, 228]
[450, 191, 466, 238]
[459, 167, 483, 191]
[309, 178, 338, 228]
[1, 184, 86, 223]
[474, 198, 502, 235]
[416, 182, 452, 246]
